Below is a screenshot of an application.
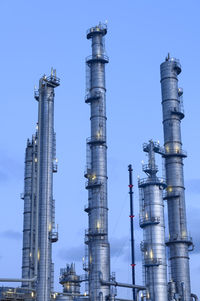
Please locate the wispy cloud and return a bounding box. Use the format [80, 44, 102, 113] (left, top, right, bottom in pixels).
[110, 236, 142, 263]
[188, 217, 200, 254]
[185, 179, 200, 194]
[0, 170, 8, 183]
[0, 153, 23, 184]
[58, 245, 84, 262]
[0, 230, 22, 240]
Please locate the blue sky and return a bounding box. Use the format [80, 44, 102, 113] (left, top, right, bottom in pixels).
[0, 0, 200, 298]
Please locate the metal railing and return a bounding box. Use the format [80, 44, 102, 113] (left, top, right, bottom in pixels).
[87, 136, 106, 144]
[139, 216, 160, 228]
[140, 241, 148, 252]
[144, 258, 162, 267]
[46, 75, 60, 85]
[178, 87, 183, 96]
[163, 190, 180, 200]
[143, 142, 165, 155]
[87, 23, 107, 36]
[53, 162, 58, 173]
[83, 261, 89, 272]
[142, 164, 158, 173]
[169, 105, 184, 116]
[86, 23, 107, 38]
[138, 177, 166, 187]
[85, 91, 102, 103]
[50, 231, 58, 243]
[85, 178, 102, 189]
[166, 235, 193, 246]
[86, 54, 109, 64]
[84, 167, 92, 178]
[164, 147, 187, 157]
[85, 228, 107, 237]
[169, 57, 182, 74]
[34, 90, 39, 100]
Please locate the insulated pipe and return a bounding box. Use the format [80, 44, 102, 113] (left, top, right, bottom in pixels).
[101, 280, 145, 290]
[55, 293, 89, 297]
[0, 277, 37, 282]
[115, 299, 135, 301]
[160, 56, 192, 301]
[100, 275, 146, 290]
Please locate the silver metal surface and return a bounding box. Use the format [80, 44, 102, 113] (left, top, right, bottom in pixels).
[138, 141, 168, 301]
[160, 55, 192, 301]
[21, 133, 38, 291]
[85, 23, 110, 301]
[59, 264, 80, 294]
[36, 72, 60, 301]
[21, 139, 33, 287]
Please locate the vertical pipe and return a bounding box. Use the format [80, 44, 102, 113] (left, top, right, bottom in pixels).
[128, 164, 136, 300]
[85, 23, 110, 301]
[138, 141, 168, 301]
[36, 73, 60, 301]
[160, 56, 192, 301]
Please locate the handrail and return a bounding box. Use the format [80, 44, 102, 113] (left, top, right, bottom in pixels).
[86, 54, 109, 63]
[142, 164, 158, 172]
[138, 177, 166, 186]
[87, 136, 106, 144]
[86, 23, 107, 36]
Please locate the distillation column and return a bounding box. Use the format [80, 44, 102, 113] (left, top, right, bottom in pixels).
[160, 56, 193, 301]
[35, 71, 60, 301]
[21, 133, 38, 290]
[138, 141, 168, 301]
[84, 24, 110, 301]
[21, 139, 33, 286]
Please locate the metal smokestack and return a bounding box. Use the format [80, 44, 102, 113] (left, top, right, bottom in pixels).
[138, 141, 168, 301]
[84, 23, 110, 301]
[35, 71, 60, 301]
[160, 56, 193, 301]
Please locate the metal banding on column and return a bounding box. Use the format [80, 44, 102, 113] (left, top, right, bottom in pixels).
[160, 55, 193, 301]
[84, 23, 110, 301]
[36, 72, 60, 301]
[138, 141, 168, 301]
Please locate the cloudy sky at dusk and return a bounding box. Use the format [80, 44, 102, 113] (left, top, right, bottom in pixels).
[0, 0, 200, 299]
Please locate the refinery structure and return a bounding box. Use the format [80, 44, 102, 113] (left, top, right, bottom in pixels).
[0, 23, 198, 301]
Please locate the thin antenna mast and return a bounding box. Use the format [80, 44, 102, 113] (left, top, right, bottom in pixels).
[128, 164, 136, 300]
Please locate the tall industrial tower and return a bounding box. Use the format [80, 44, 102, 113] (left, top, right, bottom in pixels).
[84, 23, 110, 301]
[138, 141, 168, 301]
[36, 71, 59, 301]
[21, 70, 60, 301]
[21, 134, 38, 290]
[160, 56, 193, 301]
